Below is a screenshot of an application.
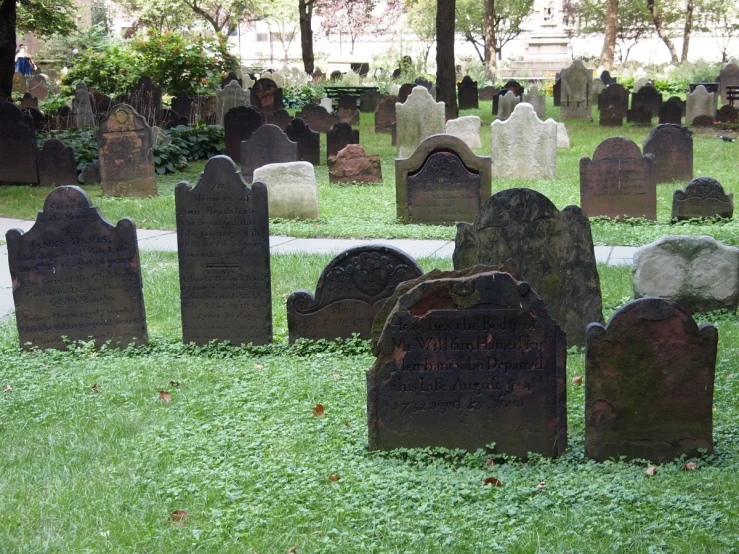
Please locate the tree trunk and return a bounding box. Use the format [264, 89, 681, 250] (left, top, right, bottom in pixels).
[0, 0, 16, 100]
[299, 0, 315, 75]
[601, 0, 619, 68]
[646, 0, 679, 64]
[436, 0, 457, 118]
[484, 0, 497, 80]
[681, 0, 694, 63]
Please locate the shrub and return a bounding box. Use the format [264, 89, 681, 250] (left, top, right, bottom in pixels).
[282, 84, 325, 109]
[167, 124, 224, 160]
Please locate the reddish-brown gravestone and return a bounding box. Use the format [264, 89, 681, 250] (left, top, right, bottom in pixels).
[586, 298, 717, 463]
[580, 137, 656, 220]
[287, 245, 422, 343]
[97, 103, 157, 197]
[37, 139, 78, 186]
[396, 134, 491, 225]
[175, 156, 272, 346]
[328, 144, 382, 183]
[367, 267, 567, 457]
[6, 186, 147, 350]
[374, 95, 399, 134]
[642, 124, 693, 183]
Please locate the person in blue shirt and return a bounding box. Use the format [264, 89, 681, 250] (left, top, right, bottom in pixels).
[15, 45, 36, 76]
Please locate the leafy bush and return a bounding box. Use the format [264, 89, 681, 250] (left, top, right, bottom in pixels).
[660, 61, 722, 96]
[61, 45, 141, 96]
[153, 141, 189, 175]
[282, 84, 325, 109]
[167, 124, 224, 160]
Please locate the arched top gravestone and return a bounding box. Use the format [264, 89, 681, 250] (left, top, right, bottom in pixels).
[216, 80, 250, 125]
[453, 188, 604, 347]
[497, 90, 521, 120]
[295, 104, 338, 133]
[672, 177, 734, 220]
[37, 139, 77, 186]
[267, 108, 293, 131]
[598, 83, 629, 117]
[6, 186, 147, 350]
[223, 105, 262, 160]
[643, 124, 693, 183]
[586, 298, 717, 463]
[287, 244, 423, 343]
[631, 85, 662, 117]
[686, 85, 715, 124]
[250, 78, 284, 116]
[522, 85, 546, 119]
[327, 121, 359, 161]
[396, 86, 445, 158]
[175, 156, 272, 346]
[560, 60, 591, 119]
[457, 76, 479, 110]
[0, 102, 38, 184]
[359, 89, 382, 112]
[374, 94, 398, 134]
[171, 90, 192, 121]
[367, 267, 567, 457]
[285, 117, 320, 166]
[240, 123, 298, 181]
[396, 134, 492, 225]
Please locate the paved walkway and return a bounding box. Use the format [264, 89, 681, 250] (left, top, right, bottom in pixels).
[0, 217, 637, 320]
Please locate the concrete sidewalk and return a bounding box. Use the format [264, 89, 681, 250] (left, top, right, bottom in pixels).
[0, 217, 638, 320]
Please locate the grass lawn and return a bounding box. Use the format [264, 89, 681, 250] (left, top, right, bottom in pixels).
[1, 253, 739, 552]
[1, 99, 738, 246]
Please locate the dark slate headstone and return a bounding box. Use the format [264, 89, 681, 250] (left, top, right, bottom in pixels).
[0, 103, 38, 184]
[37, 139, 77, 186]
[285, 117, 320, 166]
[337, 94, 360, 125]
[672, 176, 734, 220]
[492, 85, 523, 116]
[599, 104, 623, 127]
[367, 267, 567, 457]
[716, 104, 739, 123]
[221, 71, 242, 88]
[658, 98, 683, 125]
[287, 245, 422, 343]
[82, 161, 101, 185]
[503, 80, 524, 96]
[326, 122, 359, 162]
[414, 77, 433, 92]
[626, 104, 652, 125]
[171, 90, 192, 121]
[580, 137, 657, 220]
[374, 95, 398, 133]
[600, 70, 616, 85]
[454, 188, 604, 347]
[398, 83, 415, 103]
[295, 104, 338, 133]
[337, 94, 357, 111]
[251, 78, 284, 116]
[553, 79, 561, 106]
[22, 107, 46, 131]
[157, 108, 182, 129]
[631, 85, 662, 117]
[267, 108, 293, 131]
[6, 186, 147, 350]
[479, 86, 497, 101]
[240, 123, 298, 181]
[224, 105, 263, 160]
[91, 89, 113, 115]
[330, 70, 343, 81]
[175, 156, 272, 346]
[586, 298, 717, 463]
[20, 92, 38, 109]
[643, 124, 693, 183]
[397, 135, 491, 225]
[97, 103, 156, 197]
[692, 114, 714, 126]
[457, 76, 479, 110]
[359, 90, 382, 112]
[598, 84, 628, 118]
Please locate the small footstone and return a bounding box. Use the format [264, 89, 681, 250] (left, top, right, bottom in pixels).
[445, 116, 482, 149]
[328, 144, 382, 183]
[252, 161, 319, 220]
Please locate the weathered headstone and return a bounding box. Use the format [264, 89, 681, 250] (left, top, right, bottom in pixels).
[658, 97, 683, 125]
[320, 97, 333, 113]
[337, 94, 360, 125]
[224, 105, 262, 160]
[454, 188, 604, 347]
[396, 134, 491, 225]
[97, 104, 156, 197]
[240, 123, 298, 182]
[590, 77, 605, 105]
[580, 137, 656, 220]
[367, 267, 567, 456]
[557, 122, 570, 149]
[643, 124, 693, 183]
[37, 139, 77, 186]
[445, 116, 482, 149]
[716, 104, 739, 123]
[72, 81, 95, 129]
[54, 106, 72, 131]
[719, 62, 739, 104]
[631, 85, 662, 117]
[479, 86, 497, 101]
[252, 161, 319, 219]
[522, 85, 546, 119]
[633, 235, 739, 313]
[295, 104, 338, 133]
[328, 144, 382, 183]
[598, 83, 629, 118]
[6, 186, 147, 350]
[398, 83, 415, 103]
[193, 94, 217, 124]
[585, 298, 717, 463]
[20, 92, 37, 109]
[0, 103, 38, 184]
[285, 117, 320, 166]
[28, 75, 48, 101]
[491, 103, 557, 180]
[686, 85, 716, 124]
[560, 60, 591, 119]
[553, 79, 561, 106]
[632, 77, 650, 94]
[171, 90, 192, 122]
[626, 104, 652, 125]
[599, 103, 623, 127]
[82, 161, 101, 185]
[221, 71, 242, 88]
[672, 177, 734, 220]
[374, 95, 398, 134]
[91, 89, 113, 115]
[12, 72, 26, 94]
[327, 121, 359, 162]
[250, 78, 284, 117]
[457, 76, 479, 110]
[691, 114, 715, 126]
[600, 70, 616, 85]
[360, 90, 382, 112]
[396, 86, 446, 158]
[175, 156, 272, 346]
[156, 108, 184, 129]
[288, 245, 422, 342]
[495, 90, 522, 119]
[216, 80, 250, 125]
[267, 108, 293, 131]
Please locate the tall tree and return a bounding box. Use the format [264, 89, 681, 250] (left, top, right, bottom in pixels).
[405, 0, 436, 71]
[456, 0, 534, 64]
[484, 0, 496, 79]
[601, 0, 619, 68]
[317, 0, 398, 56]
[681, 0, 694, 62]
[646, 0, 679, 63]
[298, 0, 315, 74]
[436, 0, 456, 118]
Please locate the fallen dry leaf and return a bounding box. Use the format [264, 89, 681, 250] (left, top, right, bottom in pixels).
[332, 373, 341, 379]
[170, 510, 188, 526]
[287, 548, 297, 554]
[91, 383, 100, 393]
[728, 373, 735, 379]
[3, 385, 12, 392]
[536, 481, 547, 490]
[312, 403, 325, 417]
[572, 376, 583, 386]
[169, 380, 181, 388]
[158, 390, 172, 403]
[646, 465, 657, 477]
[328, 473, 340, 482]
[254, 364, 264, 369]
[682, 462, 697, 471]
[483, 477, 503, 487]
